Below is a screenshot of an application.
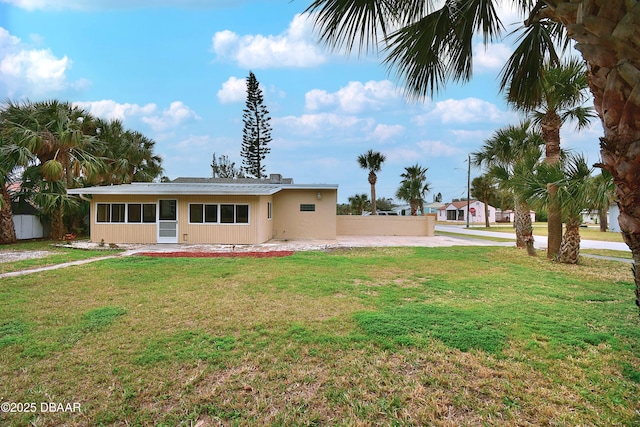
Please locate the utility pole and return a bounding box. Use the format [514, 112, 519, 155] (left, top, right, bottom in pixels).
[466, 154, 470, 228]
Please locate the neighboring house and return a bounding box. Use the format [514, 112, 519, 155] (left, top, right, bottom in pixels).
[581, 209, 599, 224]
[393, 202, 443, 216]
[423, 202, 444, 214]
[437, 200, 496, 224]
[67, 175, 338, 245]
[609, 203, 621, 232]
[495, 209, 536, 224]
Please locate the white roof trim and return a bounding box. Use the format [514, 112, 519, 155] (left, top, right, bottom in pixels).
[67, 182, 338, 196]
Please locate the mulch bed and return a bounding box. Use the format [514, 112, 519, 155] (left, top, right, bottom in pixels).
[136, 251, 295, 258]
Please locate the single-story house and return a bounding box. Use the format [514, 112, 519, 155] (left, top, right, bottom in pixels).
[67, 175, 338, 245]
[437, 200, 496, 224]
[581, 209, 599, 224]
[495, 209, 536, 223]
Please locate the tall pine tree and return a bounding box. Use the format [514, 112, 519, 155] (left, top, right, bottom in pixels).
[241, 71, 272, 179]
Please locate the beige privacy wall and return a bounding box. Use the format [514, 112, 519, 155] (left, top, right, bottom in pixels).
[336, 214, 435, 236]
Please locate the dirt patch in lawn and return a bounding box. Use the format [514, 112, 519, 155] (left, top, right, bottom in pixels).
[0, 250, 51, 263]
[136, 251, 295, 258]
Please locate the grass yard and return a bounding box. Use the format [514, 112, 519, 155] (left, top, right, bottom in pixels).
[470, 223, 626, 243]
[0, 240, 121, 274]
[0, 246, 639, 426]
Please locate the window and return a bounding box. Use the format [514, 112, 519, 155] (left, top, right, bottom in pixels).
[267, 202, 272, 220]
[97, 204, 110, 222]
[189, 204, 204, 223]
[220, 204, 235, 223]
[205, 205, 218, 223]
[190, 204, 219, 223]
[97, 203, 155, 223]
[208, 204, 250, 224]
[128, 204, 142, 223]
[236, 205, 249, 223]
[300, 204, 316, 212]
[142, 204, 156, 223]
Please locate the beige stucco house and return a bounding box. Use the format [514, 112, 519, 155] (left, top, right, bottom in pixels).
[67, 175, 338, 245]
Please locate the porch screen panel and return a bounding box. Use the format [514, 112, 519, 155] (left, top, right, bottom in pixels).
[236, 205, 249, 223]
[142, 204, 156, 223]
[97, 204, 110, 223]
[190, 204, 204, 223]
[128, 204, 142, 223]
[205, 204, 218, 223]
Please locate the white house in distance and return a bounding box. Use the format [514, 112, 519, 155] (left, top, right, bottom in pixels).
[437, 200, 496, 224]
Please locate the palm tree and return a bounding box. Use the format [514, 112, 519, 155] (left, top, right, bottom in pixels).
[471, 174, 496, 228]
[357, 150, 386, 215]
[92, 119, 162, 185]
[306, 0, 640, 306]
[588, 171, 615, 232]
[471, 121, 544, 255]
[526, 154, 594, 264]
[348, 193, 370, 215]
[395, 163, 430, 215]
[506, 59, 595, 259]
[1, 100, 104, 239]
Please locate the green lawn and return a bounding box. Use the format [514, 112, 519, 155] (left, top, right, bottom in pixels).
[0, 240, 121, 274]
[1, 247, 638, 426]
[472, 223, 626, 243]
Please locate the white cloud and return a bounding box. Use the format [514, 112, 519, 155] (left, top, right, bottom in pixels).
[276, 113, 373, 136]
[141, 101, 201, 131]
[176, 134, 212, 149]
[473, 43, 512, 72]
[305, 80, 402, 114]
[0, 27, 84, 97]
[74, 99, 157, 121]
[74, 99, 199, 132]
[4, 0, 264, 11]
[385, 147, 422, 164]
[414, 98, 511, 125]
[217, 76, 247, 104]
[417, 140, 461, 157]
[371, 124, 404, 142]
[211, 13, 326, 68]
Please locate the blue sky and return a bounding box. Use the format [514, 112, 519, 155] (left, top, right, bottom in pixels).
[0, 0, 603, 204]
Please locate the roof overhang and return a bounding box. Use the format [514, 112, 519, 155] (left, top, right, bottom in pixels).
[67, 182, 338, 197]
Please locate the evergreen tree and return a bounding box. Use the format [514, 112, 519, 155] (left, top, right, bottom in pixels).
[241, 71, 272, 179]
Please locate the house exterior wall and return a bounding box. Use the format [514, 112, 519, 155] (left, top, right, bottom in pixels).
[88, 194, 272, 244]
[272, 189, 337, 240]
[178, 195, 265, 244]
[337, 214, 435, 236]
[437, 201, 496, 224]
[89, 194, 158, 244]
[88, 190, 336, 244]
